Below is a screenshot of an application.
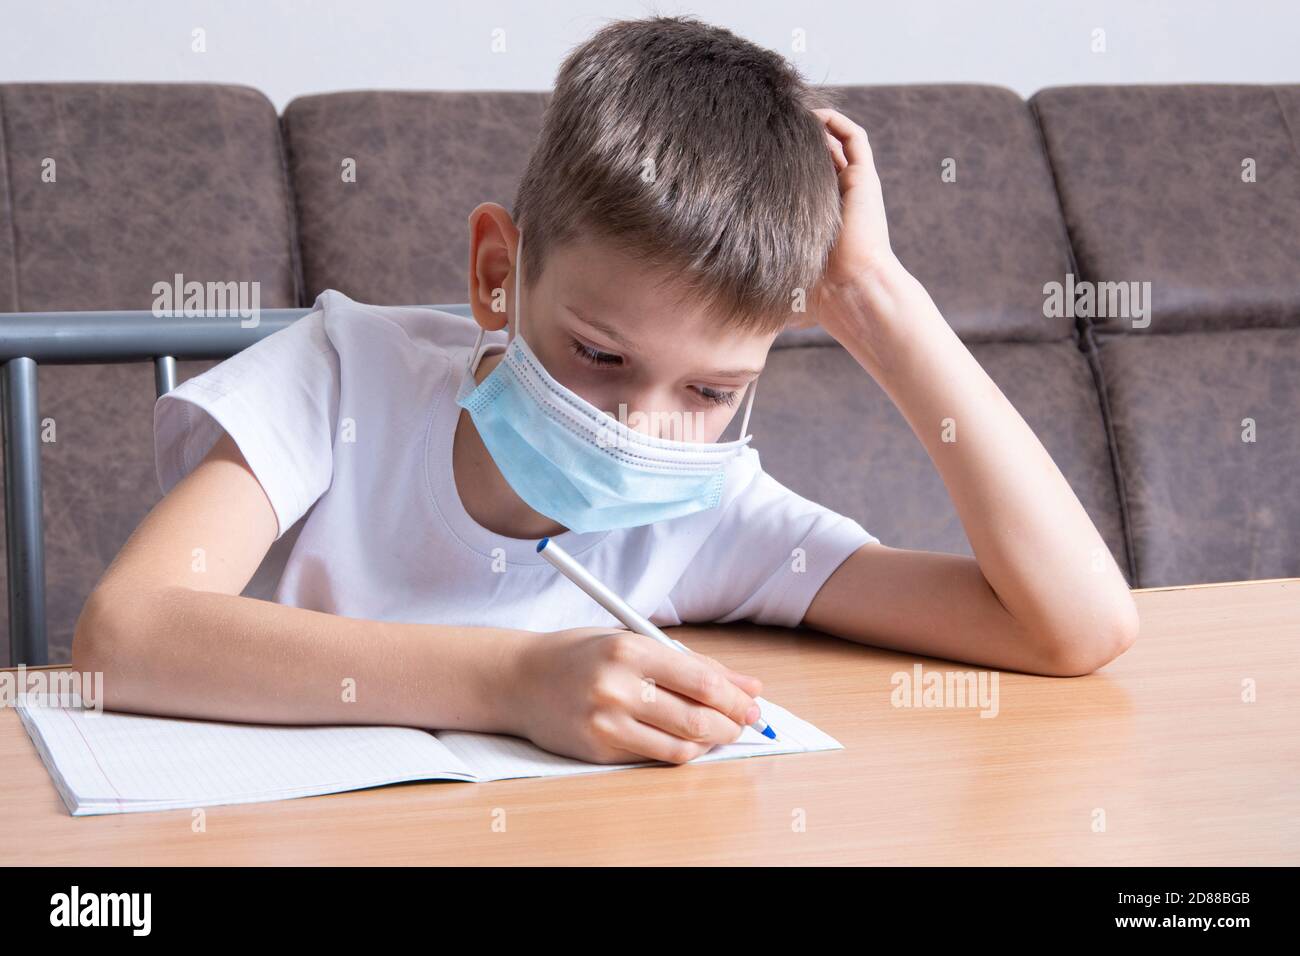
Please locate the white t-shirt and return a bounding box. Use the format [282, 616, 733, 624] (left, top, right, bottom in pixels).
[153, 289, 878, 632]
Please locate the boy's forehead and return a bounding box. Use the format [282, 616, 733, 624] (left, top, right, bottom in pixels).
[547, 236, 672, 294]
[547, 239, 769, 340]
[561, 285, 772, 351]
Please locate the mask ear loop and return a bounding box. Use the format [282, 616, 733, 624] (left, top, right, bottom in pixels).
[738, 376, 758, 441]
[514, 229, 525, 342]
[467, 327, 487, 375]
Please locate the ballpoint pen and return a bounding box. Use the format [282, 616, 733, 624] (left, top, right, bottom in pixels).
[536, 536, 778, 740]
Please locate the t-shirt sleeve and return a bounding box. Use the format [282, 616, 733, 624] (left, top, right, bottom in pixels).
[667, 469, 880, 628]
[152, 306, 341, 540]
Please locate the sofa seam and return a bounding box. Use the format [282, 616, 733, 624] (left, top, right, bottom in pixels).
[1271, 86, 1300, 166]
[1080, 324, 1140, 586]
[1024, 92, 1086, 343]
[0, 88, 20, 311]
[772, 331, 1069, 353]
[275, 105, 307, 308]
[1028, 92, 1140, 586]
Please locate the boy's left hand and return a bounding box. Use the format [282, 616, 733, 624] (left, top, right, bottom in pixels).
[797, 108, 902, 336]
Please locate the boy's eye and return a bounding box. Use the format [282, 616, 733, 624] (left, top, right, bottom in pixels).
[694, 386, 738, 407]
[569, 337, 737, 407]
[569, 338, 622, 366]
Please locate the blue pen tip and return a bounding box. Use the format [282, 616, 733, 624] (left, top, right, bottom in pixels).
[761, 724, 777, 740]
[536, 537, 549, 553]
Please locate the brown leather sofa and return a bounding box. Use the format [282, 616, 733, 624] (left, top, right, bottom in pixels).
[1, 81, 1296, 665]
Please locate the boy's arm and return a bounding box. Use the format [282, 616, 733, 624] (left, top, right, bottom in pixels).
[800, 109, 1138, 677]
[72, 431, 529, 733]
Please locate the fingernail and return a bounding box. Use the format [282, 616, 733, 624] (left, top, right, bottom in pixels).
[745, 704, 760, 723]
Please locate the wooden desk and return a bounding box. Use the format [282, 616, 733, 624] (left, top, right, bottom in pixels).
[2, 579, 1296, 865]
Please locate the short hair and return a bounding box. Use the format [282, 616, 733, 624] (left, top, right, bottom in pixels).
[513, 14, 843, 335]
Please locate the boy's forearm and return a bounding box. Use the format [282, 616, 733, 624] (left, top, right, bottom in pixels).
[72, 584, 535, 734]
[824, 262, 1137, 645]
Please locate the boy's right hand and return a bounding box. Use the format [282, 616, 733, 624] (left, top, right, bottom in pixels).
[508, 626, 764, 765]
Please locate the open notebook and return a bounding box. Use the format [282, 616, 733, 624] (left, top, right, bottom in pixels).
[15, 694, 842, 816]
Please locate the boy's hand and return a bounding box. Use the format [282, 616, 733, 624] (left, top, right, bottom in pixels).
[508, 626, 764, 765]
[800, 107, 904, 337]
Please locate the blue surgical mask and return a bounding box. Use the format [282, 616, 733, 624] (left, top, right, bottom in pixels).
[455, 230, 759, 533]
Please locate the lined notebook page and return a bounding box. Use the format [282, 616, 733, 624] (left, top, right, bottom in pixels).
[16, 693, 842, 816]
[15, 694, 473, 816]
[435, 697, 843, 782]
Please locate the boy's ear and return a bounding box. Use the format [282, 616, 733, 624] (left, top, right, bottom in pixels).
[466, 202, 519, 332]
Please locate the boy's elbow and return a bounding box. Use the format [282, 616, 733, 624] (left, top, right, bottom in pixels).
[1039, 597, 1140, 677]
[71, 587, 129, 674]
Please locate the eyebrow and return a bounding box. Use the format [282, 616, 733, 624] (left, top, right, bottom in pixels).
[567, 305, 637, 350]
[565, 304, 765, 379]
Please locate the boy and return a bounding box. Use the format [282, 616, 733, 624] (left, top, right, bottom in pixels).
[73, 15, 1137, 766]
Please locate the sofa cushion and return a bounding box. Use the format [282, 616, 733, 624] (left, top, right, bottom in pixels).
[1033, 84, 1300, 334]
[0, 82, 300, 310]
[1095, 327, 1300, 586]
[283, 90, 549, 305]
[756, 338, 1128, 577]
[780, 85, 1077, 346]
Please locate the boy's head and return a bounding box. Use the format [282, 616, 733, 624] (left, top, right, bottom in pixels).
[468, 14, 841, 441]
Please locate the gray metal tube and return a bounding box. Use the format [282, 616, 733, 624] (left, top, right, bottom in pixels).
[0, 303, 473, 363]
[0, 310, 303, 363]
[2, 357, 48, 666]
[154, 355, 177, 397]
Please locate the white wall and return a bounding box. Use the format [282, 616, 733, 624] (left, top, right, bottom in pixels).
[2, 0, 1296, 110]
